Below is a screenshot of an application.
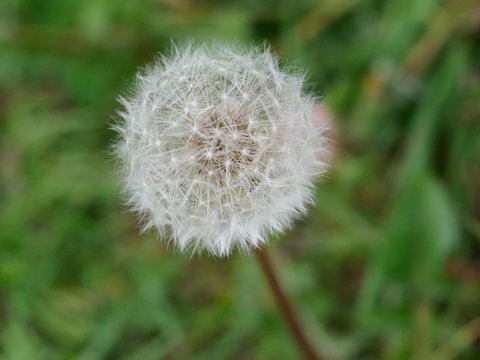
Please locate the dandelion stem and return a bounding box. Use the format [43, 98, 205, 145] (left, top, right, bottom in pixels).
[255, 248, 322, 360]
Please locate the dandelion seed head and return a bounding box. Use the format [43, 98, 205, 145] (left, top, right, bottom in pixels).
[113, 42, 329, 257]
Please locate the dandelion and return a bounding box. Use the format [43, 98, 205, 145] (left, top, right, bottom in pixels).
[113, 42, 329, 257]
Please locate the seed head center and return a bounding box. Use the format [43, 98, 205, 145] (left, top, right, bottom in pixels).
[188, 110, 259, 185]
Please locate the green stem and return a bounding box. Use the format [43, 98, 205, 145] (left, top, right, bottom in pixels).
[255, 248, 323, 360]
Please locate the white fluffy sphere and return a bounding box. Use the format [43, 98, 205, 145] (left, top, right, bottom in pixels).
[113, 42, 329, 256]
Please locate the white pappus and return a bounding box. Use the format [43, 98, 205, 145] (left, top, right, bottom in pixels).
[113, 42, 329, 257]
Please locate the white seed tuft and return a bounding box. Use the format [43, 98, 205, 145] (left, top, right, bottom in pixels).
[112, 42, 329, 257]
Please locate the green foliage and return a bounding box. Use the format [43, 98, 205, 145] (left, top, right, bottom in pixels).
[1, 0, 479, 359]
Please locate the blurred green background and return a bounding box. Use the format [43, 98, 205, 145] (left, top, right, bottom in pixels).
[1, 0, 480, 359]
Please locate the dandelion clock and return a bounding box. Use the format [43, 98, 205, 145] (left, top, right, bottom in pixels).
[113, 42, 330, 257]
